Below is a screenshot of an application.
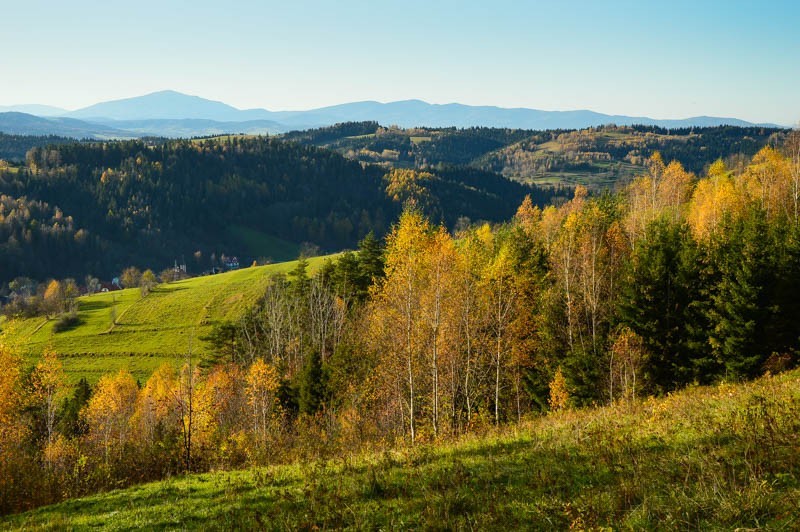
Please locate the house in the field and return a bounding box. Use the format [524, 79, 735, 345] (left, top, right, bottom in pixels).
[223, 256, 240, 270]
[173, 259, 187, 274]
[100, 282, 121, 293]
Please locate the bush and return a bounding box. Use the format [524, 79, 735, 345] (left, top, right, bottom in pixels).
[52, 312, 82, 333]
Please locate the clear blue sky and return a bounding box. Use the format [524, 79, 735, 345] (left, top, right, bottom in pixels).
[1, 0, 797, 124]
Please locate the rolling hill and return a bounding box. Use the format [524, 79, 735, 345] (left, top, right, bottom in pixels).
[0, 135, 557, 285]
[281, 122, 785, 188]
[0, 256, 333, 383]
[0, 104, 67, 117]
[3, 367, 798, 529]
[0, 112, 136, 140]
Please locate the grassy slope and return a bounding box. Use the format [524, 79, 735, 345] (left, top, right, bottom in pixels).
[0, 256, 333, 383]
[4, 370, 799, 530]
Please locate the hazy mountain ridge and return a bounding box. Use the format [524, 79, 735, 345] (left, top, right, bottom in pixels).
[0, 112, 137, 140]
[0, 91, 779, 139]
[0, 104, 67, 116]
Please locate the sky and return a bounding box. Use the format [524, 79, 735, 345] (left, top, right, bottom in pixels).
[0, 0, 797, 125]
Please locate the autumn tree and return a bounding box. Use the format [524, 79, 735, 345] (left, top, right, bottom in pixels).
[32, 347, 65, 454]
[548, 367, 569, 411]
[420, 226, 458, 437]
[42, 280, 64, 316]
[0, 344, 27, 514]
[193, 364, 245, 452]
[453, 225, 492, 426]
[687, 159, 744, 241]
[482, 241, 517, 424]
[786, 129, 800, 224]
[83, 370, 139, 463]
[624, 153, 693, 246]
[246, 358, 281, 444]
[741, 146, 792, 223]
[140, 269, 158, 296]
[368, 208, 432, 442]
[608, 326, 646, 402]
[133, 363, 179, 446]
[120, 267, 142, 289]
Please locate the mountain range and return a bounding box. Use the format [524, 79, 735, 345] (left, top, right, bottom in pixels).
[0, 90, 781, 139]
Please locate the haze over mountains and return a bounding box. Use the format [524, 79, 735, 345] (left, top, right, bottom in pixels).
[0, 90, 781, 140]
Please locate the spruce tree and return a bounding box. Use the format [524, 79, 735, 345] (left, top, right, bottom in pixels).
[298, 350, 327, 415]
[619, 219, 702, 392]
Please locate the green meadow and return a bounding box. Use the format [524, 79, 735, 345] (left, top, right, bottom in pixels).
[0, 256, 333, 383]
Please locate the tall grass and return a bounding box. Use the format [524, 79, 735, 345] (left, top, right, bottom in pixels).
[4, 370, 798, 530]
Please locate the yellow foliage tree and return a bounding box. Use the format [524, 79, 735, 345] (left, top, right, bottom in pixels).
[687, 159, 744, 241]
[624, 153, 693, 245]
[742, 146, 792, 222]
[194, 364, 245, 450]
[133, 363, 179, 445]
[608, 326, 646, 403]
[32, 347, 65, 452]
[83, 370, 139, 463]
[370, 208, 433, 443]
[514, 194, 542, 236]
[482, 242, 517, 424]
[548, 366, 569, 411]
[43, 279, 64, 316]
[246, 359, 280, 443]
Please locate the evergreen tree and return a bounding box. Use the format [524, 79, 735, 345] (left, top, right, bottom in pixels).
[619, 219, 703, 392]
[288, 258, 310, 301]
[298, 350, 327, 415]
[357, 231, 385, 294]
[707, 212, 775, 380]
[331, 251, 360, 302]
[56, 377, 92, 437]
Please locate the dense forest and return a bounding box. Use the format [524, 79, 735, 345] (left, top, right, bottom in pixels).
[0, 133, 77, 162]
[1, 134, 799, 514]
[0, 137, 563, 285]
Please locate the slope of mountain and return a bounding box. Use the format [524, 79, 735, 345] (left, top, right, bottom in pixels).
[280, 122, 785, 188]
[58, 91, 775, 131]
[0, 104, 67, 116]
[0, 112, 136, 139]
[0, 136, 559, 284]
[2, 91, 780, 142]
[0, 255, 333, 381]
[94, 118, 287, 137]
[276, 100, 769, 130]
[68, 90, 274, 122]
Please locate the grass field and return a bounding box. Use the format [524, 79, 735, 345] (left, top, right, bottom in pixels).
[0, 255, 333, 383]
[2, 369, 798, 529]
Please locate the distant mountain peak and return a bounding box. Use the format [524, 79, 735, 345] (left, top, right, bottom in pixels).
[67, 90, 271, 122]
[1, 90, 780, 138]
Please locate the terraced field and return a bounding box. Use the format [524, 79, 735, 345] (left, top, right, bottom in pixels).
[0, 256, 333, 382]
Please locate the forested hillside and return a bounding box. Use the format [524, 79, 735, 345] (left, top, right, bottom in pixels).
[0, 137, 562, 284]
[0, 132, 77, 162]
[284, 122, 784, 188]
